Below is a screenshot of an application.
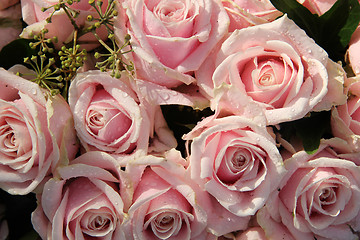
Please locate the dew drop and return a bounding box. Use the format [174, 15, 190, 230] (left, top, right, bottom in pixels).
[32, 88, 37, 95]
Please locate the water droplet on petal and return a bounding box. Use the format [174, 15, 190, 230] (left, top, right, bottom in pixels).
[32, 88, 37, 95]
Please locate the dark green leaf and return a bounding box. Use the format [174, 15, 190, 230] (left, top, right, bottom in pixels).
[338, 0, 360, 48]
[269, 0, 321, 41]
[161, 105, 214, 156]
[0, 38, 37, 70]
[278, 111, 331, 154]
[270, 0, 360, 62]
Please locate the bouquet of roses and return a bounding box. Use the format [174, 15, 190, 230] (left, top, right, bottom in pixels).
[1, 0, 360, 239]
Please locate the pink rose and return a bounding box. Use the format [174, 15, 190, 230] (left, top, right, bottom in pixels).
[332, 77, 360, 151]
[0, 0, 18, 10]
[68, 70, 176, 159]
[263, 141, 360, 240]
[115, 0, 230, 87]
[297, 0, 336, 15]
[123, 150, 248, 239]
[222, 0, 281, 32]
[20, 0, 108, 50]
[348, 26, 360, 75]
[31, 151, 127, 239]
[0, 68, 78, 195]
[235, 227, 268, 240]
[0, 3, 22, 50]
[197, 15, 344, 125]
[185, 115, 286, 217]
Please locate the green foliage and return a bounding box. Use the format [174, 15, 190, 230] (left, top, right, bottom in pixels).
[161, 105, 214, 156]
[278, 111, 332, 154]
[270, 0, 360, 62]
[0, 39, 37, 69]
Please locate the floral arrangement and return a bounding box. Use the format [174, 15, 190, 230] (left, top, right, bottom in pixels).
[1, 0, 360, 239]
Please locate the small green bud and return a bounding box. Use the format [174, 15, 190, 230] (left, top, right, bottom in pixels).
[94, 22, 101, 28]
[87, 15, 93, 21]
[124, 34, 131, 42]
[114, 71, 121, 79]
[88, 0, 95, 5]
[31, 55, 37, 62]
[61, 46, 67, 52]
[94, 52, 101, 59]
[46, 17, 52, 23]
[41, 7, 47, 12]
[48, 48, 54, 54]
[49, 58, 55, 65]
[126, 64, 134, 71]
[67, 0, 73, 4]
[52, 36, 58, 43]
[112, 10, 118, 16]
[54, 4, 60, 11]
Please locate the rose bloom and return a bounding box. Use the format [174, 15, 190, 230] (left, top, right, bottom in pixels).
[260, 140, 360, 240]
[235, 227, 268, 240]
[185, 115, 285, 217]
[68, 70, 176, 159]
[332, 76, 360, 151]
[0, 68, 78, 195]
[115, 0, 230, 88]
[123, 150, 249, 239]
[0, 2, 22, 50]
[0, 0, 19, 9]
[31, 151, 127, 239]
[20, 0, 108, 50]
[197, 15, 346, 125]
[221, 0, 281, 32]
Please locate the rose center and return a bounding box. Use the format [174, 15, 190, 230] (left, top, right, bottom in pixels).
[90, 216, 110, 230]
[88, 111, 105, 131]
[259, 73, 274, 86]
[149, 211, 181, 239]
[319, 187, 336, 204]
[232, 152, 247, 170]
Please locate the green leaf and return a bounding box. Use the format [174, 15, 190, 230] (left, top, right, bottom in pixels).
[270, 0, 360, 62]
[338, 0, 360, 48]
[278, 111, 331, 154]
[0, 38, 37, 69]
[269, 0, 321, 41]
[161, 105, 214, 156]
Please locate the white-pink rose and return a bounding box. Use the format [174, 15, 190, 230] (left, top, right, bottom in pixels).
[222, 0, 281, 32]
[185, 115, 286, 217]
[235, 227, 268, 240]
[31, 151, 127, 239]
[20, 0, 108, 50]
[197, 15, 345, 125]
[332, 77, 360, 151]
[123, 150, 249, 239]
[116, 0, 230, 87]
[0, 68, 78, 195]
[0, 3, 22, 50]
[0, 0, 19, 10]
[263, 141, 360, 240]
[297, 0, 336, 15]
[348, 26, 360, 75]
[68, 70, 176, 159]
